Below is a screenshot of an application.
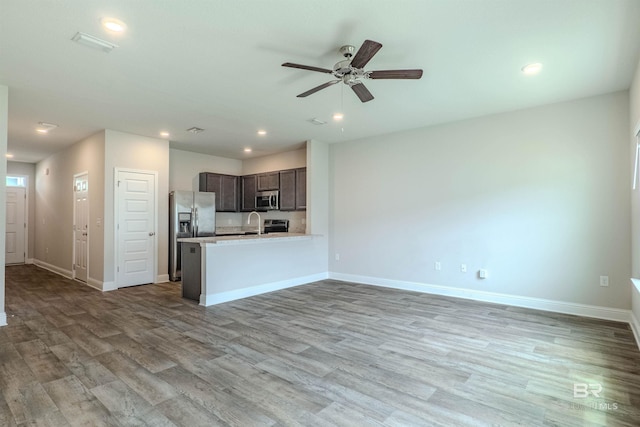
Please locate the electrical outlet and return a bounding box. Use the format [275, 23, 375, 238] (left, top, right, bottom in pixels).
[435, 261, 441, 271]
[600, 276, 609, 287]
[461, 264, 467, 273]
[335, 253, 340, 261]
[479, 269, 488, 279]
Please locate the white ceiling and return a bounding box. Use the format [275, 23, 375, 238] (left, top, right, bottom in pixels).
[2, 0, 640, 163]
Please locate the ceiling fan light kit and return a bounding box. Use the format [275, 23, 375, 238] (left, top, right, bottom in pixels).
[282, 39, 423, 103]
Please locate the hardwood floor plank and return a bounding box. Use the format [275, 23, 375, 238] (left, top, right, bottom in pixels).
[91, 379, 175, 426]
[155, 395, 225, 426]
[94, 351, 177, 406]
[156, 365, 277, 426]
[104, 333, 177, 373]
[59, 324, 114, 357]
[42, 375, 115, 426]
[3, 382, 58, 425]
[0, 358, 37, 391]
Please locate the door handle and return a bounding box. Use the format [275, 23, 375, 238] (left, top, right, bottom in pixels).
[149, 232, 155, 236]
[82, 232, 88, 236]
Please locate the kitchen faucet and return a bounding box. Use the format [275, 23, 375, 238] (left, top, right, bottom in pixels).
[247, 211, 262, 235]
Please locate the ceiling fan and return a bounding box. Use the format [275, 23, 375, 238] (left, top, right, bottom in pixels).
[282, 39, 423, 103]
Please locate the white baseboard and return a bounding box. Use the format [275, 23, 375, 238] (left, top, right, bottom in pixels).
[329, 272, 630, 323]
[87, 278, 119, 292]
[32, 261, 118, 293]
[25, 258, 34, 265]
[156, 274, 169, 283]
[631, 312, 640, 351]
[200, 272, 329, 307]
[102, 281, 117, 292]
[0, 312, 6, 327]
[33, 259, 73, 280]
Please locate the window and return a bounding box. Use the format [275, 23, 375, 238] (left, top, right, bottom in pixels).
[6, 176, 26, 187]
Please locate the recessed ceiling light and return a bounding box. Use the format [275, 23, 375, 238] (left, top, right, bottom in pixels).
[6, 154, 14, 159]
[71, 32, 118, 53]
[257, 130, 267, 136]
[333, 112, 344, 121]
[244, 148, 252, 153]
[521, 62, 543, 75]
[160, 131, 170, 137]
[101, 18, 126, 33]
[186, 127, 205, 134]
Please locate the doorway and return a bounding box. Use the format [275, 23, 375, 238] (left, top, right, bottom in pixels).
[73, 173, 89, 282]
[115, 169, 157, 288]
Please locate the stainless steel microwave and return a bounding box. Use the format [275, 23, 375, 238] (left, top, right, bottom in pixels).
[256, 190, 279, 210]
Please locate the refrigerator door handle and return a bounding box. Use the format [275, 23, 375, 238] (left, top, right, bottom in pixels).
[194, 207, 199, 236]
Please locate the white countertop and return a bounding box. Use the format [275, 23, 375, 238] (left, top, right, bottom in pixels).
[178, 233, 313, 246]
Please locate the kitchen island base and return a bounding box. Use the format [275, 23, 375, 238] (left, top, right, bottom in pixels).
[178, 234, 326, 306]
[181, 242, 202, 301]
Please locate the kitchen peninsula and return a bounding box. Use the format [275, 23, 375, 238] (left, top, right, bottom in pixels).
[179, 232, 322, 306]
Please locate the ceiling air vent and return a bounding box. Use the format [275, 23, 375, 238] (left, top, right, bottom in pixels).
[307, 118, 327, 125]
[186, 127, 205, 134]
[71, 32, 118, 53]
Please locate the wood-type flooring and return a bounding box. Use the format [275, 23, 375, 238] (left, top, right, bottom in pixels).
[1, 264, 639, 426]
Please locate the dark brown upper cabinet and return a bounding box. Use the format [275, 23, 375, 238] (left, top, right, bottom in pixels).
[279, 168, 306, 211]
[295, 168, 306, 211]
[279, 169, 296, 211]
[257, 172, 280, 191]
[199, 172, 238, 212]
[240, 175, 257, 211]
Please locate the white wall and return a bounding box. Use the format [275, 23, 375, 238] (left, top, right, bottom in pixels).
[0, 85, 8, 326]
[35, 131, 106, 283]
[104, 130, 169, 284]
[169, 148, 242, 192]
[330, 91, 631, 310]
[629, 55, 640, 329]
[242, 148, 306, 175]
[7, 161, 36, 260]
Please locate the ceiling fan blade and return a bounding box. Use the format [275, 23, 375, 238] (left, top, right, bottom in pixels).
[282, 62, 333, 74]
[368, 69, 424, 79]
[297, 80, 340, 98]
[350, 40, 383, 69]
[350, 82, 374, 103]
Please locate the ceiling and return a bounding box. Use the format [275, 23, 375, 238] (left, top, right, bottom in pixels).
[2, 0, 640, 163]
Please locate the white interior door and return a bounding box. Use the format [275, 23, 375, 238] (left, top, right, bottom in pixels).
[6, 187, 25, 265]
[117, 170, 156, 287]
[73, 174, 89, 282]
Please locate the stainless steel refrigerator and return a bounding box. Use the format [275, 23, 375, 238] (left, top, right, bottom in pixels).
[169, 191, 216, 281]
